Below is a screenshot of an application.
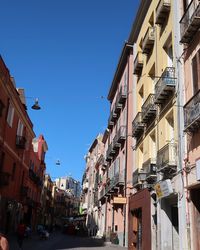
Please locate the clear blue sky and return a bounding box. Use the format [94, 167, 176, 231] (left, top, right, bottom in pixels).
[1, 0, 140, 182]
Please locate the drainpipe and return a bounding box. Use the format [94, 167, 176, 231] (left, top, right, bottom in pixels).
[173, 0, 188, 249]
[123, 46, 131, 247]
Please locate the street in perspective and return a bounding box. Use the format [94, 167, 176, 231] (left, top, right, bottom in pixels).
[1, 0, 200, 249]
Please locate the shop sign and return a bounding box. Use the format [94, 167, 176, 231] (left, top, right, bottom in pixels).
[113, 197, 127, 204]
[154, 179, 173, 199]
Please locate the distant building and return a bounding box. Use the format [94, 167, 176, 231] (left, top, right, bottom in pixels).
[55, 176, 81, 198]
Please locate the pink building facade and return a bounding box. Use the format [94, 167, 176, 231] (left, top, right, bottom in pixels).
[180, 0, 200, 249]
[104, 43, 134, 246]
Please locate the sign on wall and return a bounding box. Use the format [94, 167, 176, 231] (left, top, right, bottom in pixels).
[113, 197, 127, 204]
[154, 179, 173, 199]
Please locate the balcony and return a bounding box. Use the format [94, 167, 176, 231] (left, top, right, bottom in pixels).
[180, 0, 200, 44]
[113, 134, 121, 150]
[154, 67, 176, 104]
[106, 143, 115, 161]
[156, 143, 177, 173]
[142, 158, 157, 183]
[113, 126, 126, 150]
[156, 0, 171, 25]
[110, 170, 125, 189]
[16, 135, 26, 149]
[142, 27, 155, 54]
[132, 112, 145, 139]
[0, 171, 10, 186]
[141, 94, 157, 123]
[132, 169, 146, 188]
[108, 110, 117, 129]
[134, 52, 144, 76]
[116, 86, 127, 106]
[184, 90, 200, 132]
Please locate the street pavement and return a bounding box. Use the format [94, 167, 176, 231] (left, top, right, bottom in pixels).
[8, 231, 128, 250]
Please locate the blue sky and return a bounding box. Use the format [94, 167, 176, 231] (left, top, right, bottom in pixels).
[1, 0, 140, 182]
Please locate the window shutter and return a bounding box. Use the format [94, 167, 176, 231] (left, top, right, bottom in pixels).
[7, 103, 14, 127]
[192, 54, 199, 94]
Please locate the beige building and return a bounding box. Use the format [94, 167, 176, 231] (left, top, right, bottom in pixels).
[128, 0, 187, 249]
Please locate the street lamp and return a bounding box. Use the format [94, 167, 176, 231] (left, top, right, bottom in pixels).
[31, 98, 41, 110]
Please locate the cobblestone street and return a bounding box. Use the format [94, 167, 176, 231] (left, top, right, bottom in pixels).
[8, 231, 127, 250]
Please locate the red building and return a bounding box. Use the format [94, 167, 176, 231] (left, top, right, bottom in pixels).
[0, 56, 48, 233]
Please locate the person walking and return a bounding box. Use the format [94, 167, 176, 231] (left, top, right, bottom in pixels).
[0, 233, 9, 250]
[17, 221, 26, 250]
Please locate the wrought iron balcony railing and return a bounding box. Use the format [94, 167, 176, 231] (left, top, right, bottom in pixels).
[16, 135, 26, 149]
[109, 170, 125, 191]
[155, 0, 171, 25]
[0, 171, 10, 186]
[156, 143, 177, 173]
[133, 52, 144, 76]
[116, 85, 127, 105]
[142, 27, 155, 54]
[141, 94, 157, 122]
[154, 67, 176, 104]
[132, 168, 146, 187]
[180, 0, 200, 44]
[106, 142, 115, 161]
[108, 109, 117, 129]
[142, 158, 157, 182]
[184, 90, 200, 132]
[113, 125, 126, 150]
[132, 112, 145, 139]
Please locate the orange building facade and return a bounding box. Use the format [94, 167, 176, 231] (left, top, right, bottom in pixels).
[0, 56, 48, 233]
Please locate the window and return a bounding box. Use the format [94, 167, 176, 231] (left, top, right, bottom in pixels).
[17, 120, 24, 136]
[0, 100, 5, 117]
[192, 49, 200, 95]
[7, 103, 14, 127]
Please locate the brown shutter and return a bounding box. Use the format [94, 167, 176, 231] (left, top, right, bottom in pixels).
[192, 54, 199, 94]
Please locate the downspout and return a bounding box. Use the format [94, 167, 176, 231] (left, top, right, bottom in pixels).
[123, 48, 131, 247]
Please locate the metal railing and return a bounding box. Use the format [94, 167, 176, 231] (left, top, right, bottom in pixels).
[184, 90, 200, 131]
[132, 112, 145, 137]
[106, 142, 115, 160]
[142, 27, 155, 53]
[156, 143, 177, 171]
[180, 0, 200, 42]
[154, 67, 176, 98]
[141, 94, 157, 121]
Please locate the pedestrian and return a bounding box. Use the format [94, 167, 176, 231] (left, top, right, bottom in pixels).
[17, 221, 26, 250]
[0, 233, 9, 250]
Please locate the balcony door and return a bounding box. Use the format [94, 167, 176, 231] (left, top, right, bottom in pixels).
[166, 112, 174, 143]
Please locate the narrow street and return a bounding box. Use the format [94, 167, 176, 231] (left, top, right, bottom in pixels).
[9, 231, 127, 250]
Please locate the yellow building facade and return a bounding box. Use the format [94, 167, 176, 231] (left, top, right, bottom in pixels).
[129, 0, 188, 249]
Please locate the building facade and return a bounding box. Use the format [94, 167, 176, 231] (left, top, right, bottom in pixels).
[0, 56, 48, 233]
[180, 0, 200, 249]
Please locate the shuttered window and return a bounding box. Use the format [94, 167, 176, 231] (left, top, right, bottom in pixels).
[7, 103, 14, 127]
[192, 49, 200, 95]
